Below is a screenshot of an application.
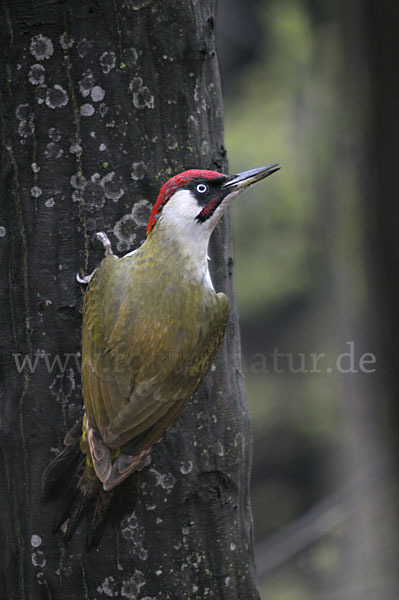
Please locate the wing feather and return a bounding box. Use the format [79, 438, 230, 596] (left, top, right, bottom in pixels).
[82, 252, 229, 487]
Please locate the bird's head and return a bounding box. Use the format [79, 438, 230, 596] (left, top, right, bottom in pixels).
[146, 164, 280, 240]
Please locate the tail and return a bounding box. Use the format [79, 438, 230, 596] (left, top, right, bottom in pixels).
[42, 420, 140, 549]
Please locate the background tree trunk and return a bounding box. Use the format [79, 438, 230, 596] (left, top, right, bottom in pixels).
[0, 1, 259, 598]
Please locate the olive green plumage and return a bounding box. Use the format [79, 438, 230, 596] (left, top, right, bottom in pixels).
[82, 234, 229, 482]
[41, 164, 279, 545]
[42, 232, 229, 544]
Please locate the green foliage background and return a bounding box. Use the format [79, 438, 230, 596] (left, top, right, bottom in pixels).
[223, 1, 379, 597]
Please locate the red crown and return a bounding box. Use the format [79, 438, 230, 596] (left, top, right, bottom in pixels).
[147, 169, 222, 235]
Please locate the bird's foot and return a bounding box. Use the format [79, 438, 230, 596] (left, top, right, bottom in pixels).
[76, 270, 95, 285]
[76, 232, 112, 284]
[95, 231, 113, 256]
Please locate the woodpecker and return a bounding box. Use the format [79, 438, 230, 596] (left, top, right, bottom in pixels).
[43, 164, 280, 544]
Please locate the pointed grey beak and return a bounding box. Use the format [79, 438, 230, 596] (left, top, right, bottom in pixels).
[222, 164, 280, 191]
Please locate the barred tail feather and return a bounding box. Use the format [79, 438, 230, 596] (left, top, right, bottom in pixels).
[42, 420, 140, 549]
[42, 420, 82, 500]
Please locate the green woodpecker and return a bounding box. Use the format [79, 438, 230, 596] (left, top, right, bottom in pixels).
[43, 164, 280, 544]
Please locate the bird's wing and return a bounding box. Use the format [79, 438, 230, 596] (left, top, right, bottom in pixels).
[102, 290, 230, 449]
[82, 255, 133, 435]
[96, 291, 229, 491]
[82, 254, 229, 489]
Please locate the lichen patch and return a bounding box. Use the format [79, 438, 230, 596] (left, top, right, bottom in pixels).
[28, 64, 45, 85]
[45, 85, 69, 109]
[129, 77, 154, 109]
[100, 51, 116, 74]
[30, 35, 54, 61]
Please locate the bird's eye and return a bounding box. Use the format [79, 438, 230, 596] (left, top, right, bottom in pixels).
[196, 183, 208, 194]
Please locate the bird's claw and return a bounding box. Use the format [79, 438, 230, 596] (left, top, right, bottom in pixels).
[95, 231, 113, 256]
[76, 232, 113, 284]
[76, 270, 95, 284]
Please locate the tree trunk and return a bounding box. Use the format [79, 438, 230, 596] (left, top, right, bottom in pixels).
[0, 1, 259, 598]
[364, 0, 399, 444]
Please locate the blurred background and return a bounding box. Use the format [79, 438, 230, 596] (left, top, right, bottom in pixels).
[217, 0, 398, 598]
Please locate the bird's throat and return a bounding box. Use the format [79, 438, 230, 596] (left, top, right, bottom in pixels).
[145, 224, 213, 289]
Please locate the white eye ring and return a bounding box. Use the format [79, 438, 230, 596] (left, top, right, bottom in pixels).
[196, 183, 208, 194]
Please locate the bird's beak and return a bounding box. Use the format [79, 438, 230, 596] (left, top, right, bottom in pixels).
[222, 164, 280, 191]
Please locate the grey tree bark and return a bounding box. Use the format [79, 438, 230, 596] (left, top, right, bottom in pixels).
[0, 1, 259, 598]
